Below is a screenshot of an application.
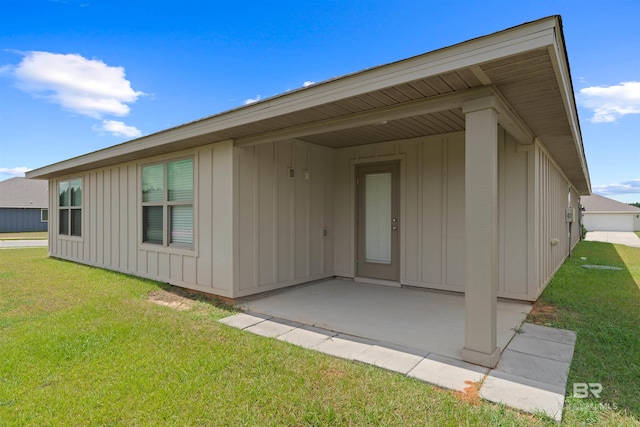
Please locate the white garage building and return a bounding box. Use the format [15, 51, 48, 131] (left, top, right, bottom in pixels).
[582, 194, 640, 232]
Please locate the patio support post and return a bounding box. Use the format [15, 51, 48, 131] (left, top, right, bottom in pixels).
[461, 97, 501, 368]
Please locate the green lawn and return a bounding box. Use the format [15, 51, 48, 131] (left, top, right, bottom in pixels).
[0, 231, 48, 240]
[1, 246, 639, 426]
[528, 241, 640, 425]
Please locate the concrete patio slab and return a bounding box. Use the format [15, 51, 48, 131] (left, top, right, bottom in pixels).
[219, 281, 576, 421]
[506, 334, 575, 364]
[314, 335, 374, 360]
[481, 370, 565, 422]
[519, 322, 577, 345]
[354, 345, 424, 374]
[278, 327, 336, 349]
[238, 279, 531, 360]
[245, 319, 300, 338]
[493, 349, 569, 392]
[408, 353, 488, 392]
[218, 312, 270, 329]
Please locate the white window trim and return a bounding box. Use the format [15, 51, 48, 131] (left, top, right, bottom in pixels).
[41, 208, 48, 222]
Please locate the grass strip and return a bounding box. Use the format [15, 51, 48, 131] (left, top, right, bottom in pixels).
[528, 241, 640, 424]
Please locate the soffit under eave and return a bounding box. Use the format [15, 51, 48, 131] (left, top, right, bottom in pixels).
[479, 47, 590, 195]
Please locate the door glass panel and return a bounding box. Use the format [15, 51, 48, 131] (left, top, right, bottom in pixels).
[365, 172, 391, 264]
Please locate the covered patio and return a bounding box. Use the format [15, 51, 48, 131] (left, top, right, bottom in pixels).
[236, 278, 531, 360]
[222, 279, 576, 420]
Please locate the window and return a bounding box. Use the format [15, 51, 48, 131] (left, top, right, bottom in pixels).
[59, 178, 82, 236]
[41, 208, 48, 222]
[142, 158, 194, 247]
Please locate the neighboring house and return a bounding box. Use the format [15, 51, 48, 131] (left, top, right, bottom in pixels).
[27, 16, 590, 367]
[0, 177, 49, 233]
[581, 194, 640, 232]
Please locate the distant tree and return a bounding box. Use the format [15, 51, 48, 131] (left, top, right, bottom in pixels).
[629, 202, 640, 208]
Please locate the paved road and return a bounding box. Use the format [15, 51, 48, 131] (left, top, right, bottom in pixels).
[584, 231, 640, 248]
[0, 240, 48, 248]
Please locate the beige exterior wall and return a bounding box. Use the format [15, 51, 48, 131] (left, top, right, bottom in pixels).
[47, 130, 578, 302]
[48, 141, 236, 298]
[333, 132, 466, 291]
[47, 139, 335, 299]
[534, 141, 581, 298]
[333, 129, 537, 300]
[232, 140, 335, 297]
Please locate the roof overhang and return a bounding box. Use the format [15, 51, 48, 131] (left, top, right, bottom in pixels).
[27, 15, 590, 194]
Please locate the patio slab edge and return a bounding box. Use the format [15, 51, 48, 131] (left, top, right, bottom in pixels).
[218, 313, 575, 421]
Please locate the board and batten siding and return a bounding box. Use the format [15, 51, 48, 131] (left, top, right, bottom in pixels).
[534, 141, 581, 297]
[47, 139, 335, 299]
[46, 131, 580, 302]
[48, 141, 236, 298]
[333, 129, 535, 300]
[232, 140, 335, 297]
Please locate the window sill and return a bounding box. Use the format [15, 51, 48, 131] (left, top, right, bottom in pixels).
[58, 234, 84, 243]
[139, 242, 198, 257]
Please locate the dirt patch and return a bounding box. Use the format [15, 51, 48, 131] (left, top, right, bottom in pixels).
[147, 289, 196, 311]
[528, 302, 558, 325]
[454, 380, 481, 405]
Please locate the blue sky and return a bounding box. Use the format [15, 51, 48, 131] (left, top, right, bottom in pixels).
[1, 0, 638, 202]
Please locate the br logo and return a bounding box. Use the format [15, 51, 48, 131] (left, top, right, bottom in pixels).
[573, 383, 602, 398]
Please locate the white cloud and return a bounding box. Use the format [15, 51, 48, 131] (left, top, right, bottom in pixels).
[94, 120, 142, 138]
[579, 81, 640, 123]
[244, 95, 262, 105]
[0, 167, 31, 177]
[592, 179, 640, 195]
[10, 51, 145, 119]
[303, 81, 315, 87]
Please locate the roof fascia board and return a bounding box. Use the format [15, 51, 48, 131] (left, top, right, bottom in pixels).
[546, 25, 591, 192]
[235, 86, 493, 147]
[27, 17, 559, 179]
[27, 138, 235, 180]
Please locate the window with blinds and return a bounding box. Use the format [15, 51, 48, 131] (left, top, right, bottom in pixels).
[141, 158, 194, 248]
[59, 178, 82, 236]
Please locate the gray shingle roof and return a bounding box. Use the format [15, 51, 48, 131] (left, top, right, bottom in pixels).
[0, 177, 49, 208]
[581, 194, 640, 212]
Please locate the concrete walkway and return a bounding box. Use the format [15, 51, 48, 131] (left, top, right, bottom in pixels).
[220, 280, 576, 421]
[0, 239, 48, 248]
[584, 231, 640, 248]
